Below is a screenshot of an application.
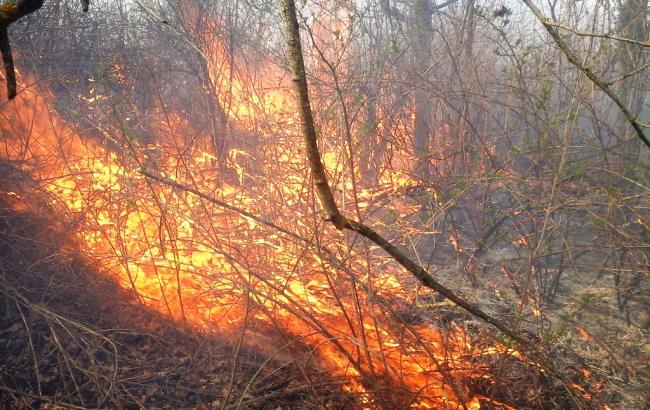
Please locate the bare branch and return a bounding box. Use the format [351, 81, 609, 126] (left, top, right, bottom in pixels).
[0, 26, 15, 99]
[282, 0, 518, 344]
[521, 0, 650, 150]
[139, 169, 304, 243]
[279, 1, 592, 406]
[543, 19, 650, 48]
[0, 0, 44, 26]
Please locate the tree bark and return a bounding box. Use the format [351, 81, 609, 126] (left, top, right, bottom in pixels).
[280, 0, 347, 228]
[0, 26, 15, 99]
[0, 0, 43, 98]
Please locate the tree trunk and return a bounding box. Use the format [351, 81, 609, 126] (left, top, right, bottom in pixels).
[615, 0, 649, 156]
[411, 0, 432, 181]
[360, 84, 380, 182]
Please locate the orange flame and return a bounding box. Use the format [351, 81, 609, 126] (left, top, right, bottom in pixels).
[0, 62, 510, 407]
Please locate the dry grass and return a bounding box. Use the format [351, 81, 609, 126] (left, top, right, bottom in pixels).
[0, 163, 352, 409]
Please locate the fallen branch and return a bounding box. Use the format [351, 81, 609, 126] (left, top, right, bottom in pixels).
[139, 169, 303, 243]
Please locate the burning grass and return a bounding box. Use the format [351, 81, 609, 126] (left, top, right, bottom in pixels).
[0, 68, 613, 408]
[0, 163, 356, 409]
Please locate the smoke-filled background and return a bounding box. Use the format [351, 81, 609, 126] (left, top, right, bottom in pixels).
[0, 0, 648, 408]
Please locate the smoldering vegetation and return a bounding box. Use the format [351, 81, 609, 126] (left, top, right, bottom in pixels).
[0, 0, 648, 408]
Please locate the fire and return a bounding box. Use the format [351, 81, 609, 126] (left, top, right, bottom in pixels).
[0, 66, 509, 407]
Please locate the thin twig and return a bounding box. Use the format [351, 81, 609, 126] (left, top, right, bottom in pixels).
[520, 0, 650, 150]
[279, 0, 592, 406]
[543, 19, 650, 47]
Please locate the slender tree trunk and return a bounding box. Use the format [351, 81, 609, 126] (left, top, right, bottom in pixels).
[279, 0, 549, 353]
[612, 0, 648, 322]
[199, 55, 230, 163]
[411, 0, 432, 180]
[360, 84, 380, 182]
[615, 0, 649, 156]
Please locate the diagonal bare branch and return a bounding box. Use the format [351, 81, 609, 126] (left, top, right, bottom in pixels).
[279, 1, 592, 406]
[520, 0, 650, 150]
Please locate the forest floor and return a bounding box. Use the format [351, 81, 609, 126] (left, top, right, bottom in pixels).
[1, 160, 647, 409]
[0, 164, 351, 409]
[403, 236, 650, 409]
